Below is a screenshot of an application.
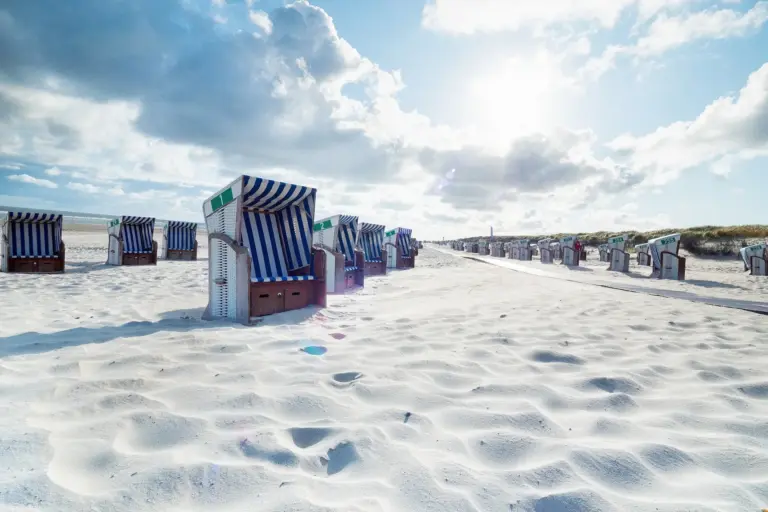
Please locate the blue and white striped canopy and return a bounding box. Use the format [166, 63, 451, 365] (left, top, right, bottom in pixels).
[358, 222, 385, 262]
[337, 215, 358, 264]
[166, 221, 197, 251]
[239, 176, 317, 279]
[397, 227, 413, 258]
[5, 211, 62, 258]
[122, 216, 155, 225]
[121, 216, 155, 254]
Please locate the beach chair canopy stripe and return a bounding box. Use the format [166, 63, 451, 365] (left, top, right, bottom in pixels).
[397, 228, 413, 258]
[240, 176, 317, 280]
[337, 215, 358, 264]
[121, 216, 155, 254]
[6, 212, 62, 258]
[359, 222, 385, 262]
[166, 221, 198, 251]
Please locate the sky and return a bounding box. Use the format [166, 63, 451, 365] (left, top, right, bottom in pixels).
[1, 0, 767, 240]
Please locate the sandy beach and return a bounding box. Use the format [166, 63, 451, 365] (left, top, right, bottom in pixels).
[1, 228, 768, 511]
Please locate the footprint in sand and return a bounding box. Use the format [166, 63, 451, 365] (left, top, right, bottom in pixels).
[332, 372, 363, 383]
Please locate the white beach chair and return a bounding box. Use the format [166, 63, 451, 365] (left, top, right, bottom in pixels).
[477, 240, 489, 255]
[161, 221, 198, 261]
[560, 236, 579, 266]
[607, 234, 630, 272]
[518, 239, 532, 260]
[0, 211, 65, 273]
[648, 234, 686, 280]
[550, 241, 562, 261]
[107, 216, 157, 266]
[201, 175, 326, 323]
[740, 242, 767, 276]
[538, 238, 553, 263]
[313, 214, 365, 293]
[635, 243, 650, 266]
[598, 244, 610, 262]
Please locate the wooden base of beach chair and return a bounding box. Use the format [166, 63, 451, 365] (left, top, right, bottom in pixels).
[749, 256, 767, 276]
[166, 243, 198, 261]
[249, 250, 327, 318]
[121, 242, 158, 266]
[364, 251, 387, 276]
[7, 243, 65, 273]
[609, 249, 630, 272]
[580, 250, 587, 261]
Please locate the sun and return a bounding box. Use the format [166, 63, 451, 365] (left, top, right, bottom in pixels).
[466, 53, 564, 143]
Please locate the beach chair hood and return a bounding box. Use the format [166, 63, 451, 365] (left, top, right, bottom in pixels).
[358, 222, 385, 262]
[165, 221, 198, 251]
[4, 212, 63, 258]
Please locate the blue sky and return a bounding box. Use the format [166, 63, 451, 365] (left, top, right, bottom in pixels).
[1, 0, 767, 238]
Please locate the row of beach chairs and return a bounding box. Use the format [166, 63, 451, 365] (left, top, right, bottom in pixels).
[446, 232, 768, 280]
[0, 175, 418, 324]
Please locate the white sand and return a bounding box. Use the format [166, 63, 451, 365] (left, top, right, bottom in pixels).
[1, 230, 768, 511]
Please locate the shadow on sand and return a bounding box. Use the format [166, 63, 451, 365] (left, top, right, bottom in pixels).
[0, 306, 322, 358]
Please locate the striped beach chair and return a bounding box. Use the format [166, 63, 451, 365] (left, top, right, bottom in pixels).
[313, 214, 364, 293]
[107, 216, 157, 266]
[358, 222, 387, 276]
[161, 221, 199, 261]
[201, 175, 326, 323]
[1, 211, 65, 273]
[384, 227, 415, 269]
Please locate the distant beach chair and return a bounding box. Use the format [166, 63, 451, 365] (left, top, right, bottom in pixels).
[357, 222, 387, 276]
[598, 244, 610, 262]
[477, 240, 489, 255]
[518, 239, 532, 260]
[550, 241, 562, 261]
[504, 241, 514, 258]
[161, 221, 198, 261]
[509, 240, 520, 259]
[107, 216, 157, 266]
[635, 243, 650, 266]
[384, 227, 415, 269]
[530, 243, 538, 257]
[313, 214, 364, 293]
[538, 238, 553, 263]
[740, 242, 767, 276]
[411, 238, 420, 257]
[607, 235, 630, 272]
[201, 175, 326, 323]
[648, 233, 686, 280]
[0, 211, 65, 273]
[560, 236, 580, 266]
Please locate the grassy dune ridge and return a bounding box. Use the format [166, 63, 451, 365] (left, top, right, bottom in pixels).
[445, 225, 768, 256]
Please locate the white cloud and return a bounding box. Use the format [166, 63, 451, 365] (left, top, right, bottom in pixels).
[609, 62, 768, 183]
[44, 166, 62, 176]
[420, 0, 703, 34]
[0, 162, 23, 170]
[7, 173, 58, 188]
[66, 182, 100, 193]
[248, 10, 272, 34]
[582, 2, 768, 80]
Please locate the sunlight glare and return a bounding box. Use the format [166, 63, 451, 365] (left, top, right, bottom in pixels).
[466, 53, 563, 144]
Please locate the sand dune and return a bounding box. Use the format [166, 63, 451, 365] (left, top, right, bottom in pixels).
[1, 230, 767, 511]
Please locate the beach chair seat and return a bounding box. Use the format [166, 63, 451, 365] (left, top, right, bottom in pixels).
[1, 212, 65, 273]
